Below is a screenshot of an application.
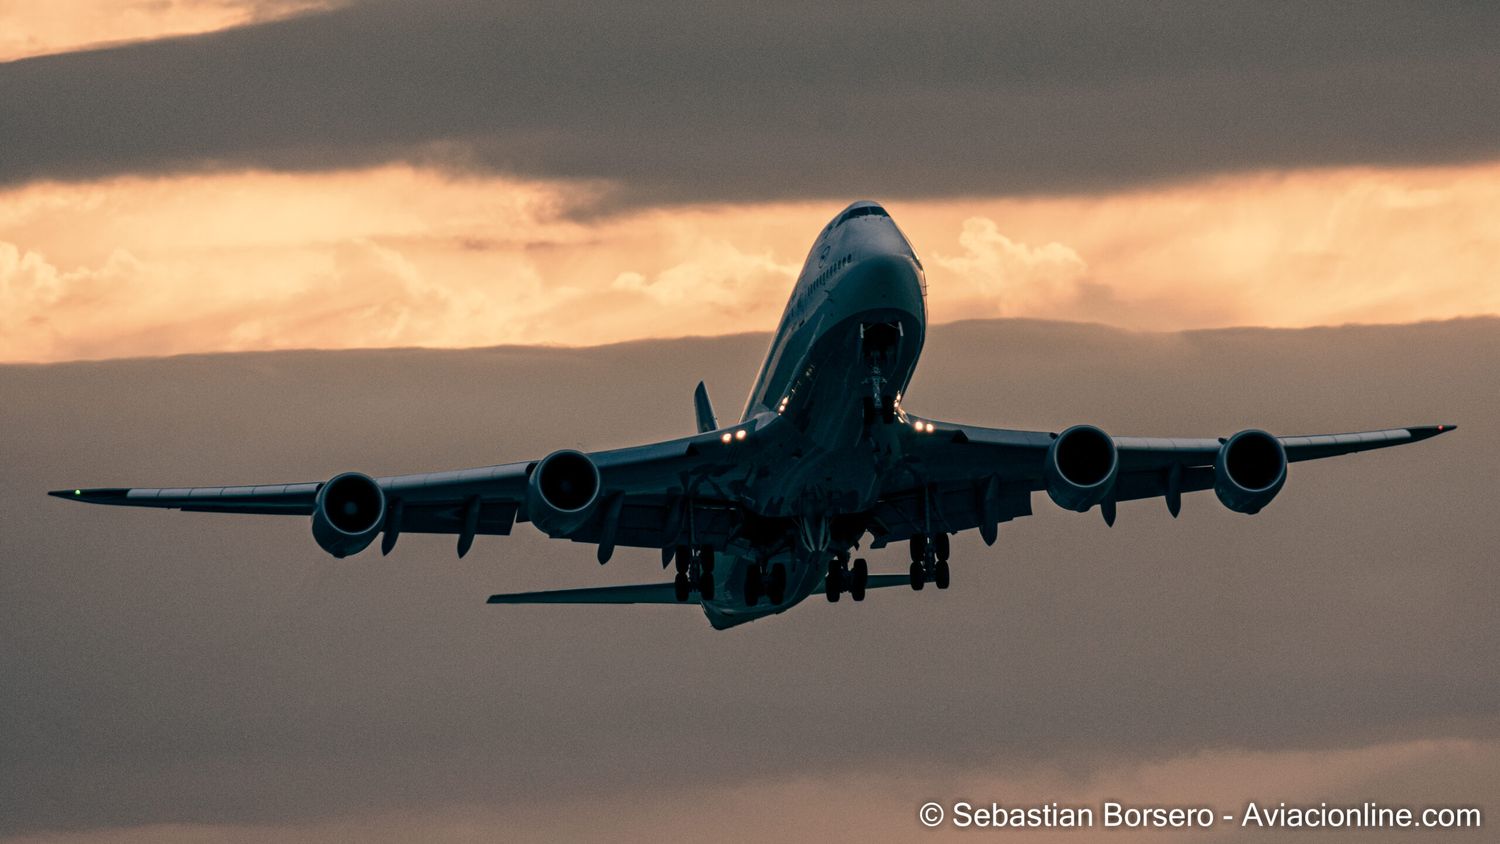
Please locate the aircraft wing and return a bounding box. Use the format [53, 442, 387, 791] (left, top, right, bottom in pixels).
[51, 414, 791, 560]
[868, 417, 1455, 547]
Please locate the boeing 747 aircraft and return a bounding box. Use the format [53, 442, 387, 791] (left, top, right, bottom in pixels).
[51, 201, 1454, 628]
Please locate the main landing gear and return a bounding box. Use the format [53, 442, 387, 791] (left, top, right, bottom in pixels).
[825, 551, 869, 602]
[743, 559, 788, 607]
[673, 544, 715, 602]
[908, 533, 951, 591]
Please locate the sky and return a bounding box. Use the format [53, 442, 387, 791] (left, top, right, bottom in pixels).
[2, 1, 1500, 362]
[2, 3, 1497, 841]
[3, 319, 1495, 842]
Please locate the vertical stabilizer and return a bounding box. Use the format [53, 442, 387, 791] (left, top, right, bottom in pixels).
[694, 381, 718, 433]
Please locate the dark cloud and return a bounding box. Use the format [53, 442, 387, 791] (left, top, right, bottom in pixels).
[0, 317, 1495, 835]
[2, 1, 1499, 206]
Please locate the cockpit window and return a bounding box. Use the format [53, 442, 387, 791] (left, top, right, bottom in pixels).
[834, 205, 888, 226]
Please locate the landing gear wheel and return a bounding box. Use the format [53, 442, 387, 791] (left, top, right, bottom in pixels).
[851, 558, 868, 601]
[909, 561, 926, 591]
[743, 566, 761, 606]
[935, 532, 951, 562]
[909, 535, 927, 564]
[825, 558, 841, 602]
[880, 394, 897, 424]
[697, 569, 715, 601]
[934, 559, 951, 590]
[699, 546, 715, 572]
[768, 563, 788, 604]
[674, 572, 691, 602]
[674, 545, 690, 574]
[862, 396, 876, 425]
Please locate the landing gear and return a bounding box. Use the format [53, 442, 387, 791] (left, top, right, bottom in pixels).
[672, 544, 715, 602]
[767, 563, 787, 605]
[744, 559, 788, 606]
[825, 553, 869, 603]
[908, 532, 952, 591]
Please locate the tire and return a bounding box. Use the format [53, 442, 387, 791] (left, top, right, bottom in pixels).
[674, 545, 690, 574]
[880, 396, 896, 424]
[851, 558, 868, 601]
[935, 532, 951, 562]
[674, 572, 691, 602]
[768, 563, 787, 604]
[825, 559, 842, 602]
[698, 570, 715, 601]
[699, 546, 715, 572]
[743, 566, 761, 606]
[909, 561, 925, 591]
[909, 535, 926, 564]
[862, 396, 876, 424]
[935, 560, 951, 590]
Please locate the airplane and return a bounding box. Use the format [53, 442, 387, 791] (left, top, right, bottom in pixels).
[50, 200, 1455, 629]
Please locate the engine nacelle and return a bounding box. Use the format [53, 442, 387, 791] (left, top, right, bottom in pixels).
[311, 472, 386, 558]
[1045, 424, 1119, 512]
[1214, 429, 1287, 514]
[526, 449, 602, 537]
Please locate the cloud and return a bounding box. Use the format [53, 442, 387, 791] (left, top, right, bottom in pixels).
[1, 2, 1498, 204]
[5, 162, 1500, 362]
[6, 739, 1497, 842]
[933, 217, 1088, 315]
[0, 0, 337, 62]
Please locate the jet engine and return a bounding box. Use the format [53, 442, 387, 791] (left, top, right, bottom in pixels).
[1044, 424, 1119, 512]
[311, 471, 386, 557]
[526, 449, 602, 537]
[1214, 429, 1287, 514]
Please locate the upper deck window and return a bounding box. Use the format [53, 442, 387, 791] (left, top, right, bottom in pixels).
[834, 205, 888, 226]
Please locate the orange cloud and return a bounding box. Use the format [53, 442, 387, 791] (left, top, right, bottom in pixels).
[0, 0, 336, 63]
[2, 162, 1499, 362]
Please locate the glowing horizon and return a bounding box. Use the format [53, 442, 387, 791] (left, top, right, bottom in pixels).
[3, 161, 1499, 363]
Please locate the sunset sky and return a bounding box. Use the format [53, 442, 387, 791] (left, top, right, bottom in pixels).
[3, 1, 1499, 362]
[4, 5, 1498, 842]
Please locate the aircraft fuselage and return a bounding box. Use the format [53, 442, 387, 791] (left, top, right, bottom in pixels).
[704, 201, 927, 627]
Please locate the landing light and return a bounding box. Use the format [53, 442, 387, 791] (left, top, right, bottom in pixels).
[735, 429, 747, 440]
[74, 489, 82, 495]
[925, 422, 935, 433]
[720, 432, 732, 443]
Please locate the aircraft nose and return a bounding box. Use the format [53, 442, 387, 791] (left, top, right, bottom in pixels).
[842, 253, 925, 316]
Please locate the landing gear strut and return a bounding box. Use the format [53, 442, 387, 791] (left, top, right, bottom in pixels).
[672, 544, 716, 602]
[908, 533, 951, 591]
[824, 552, 869, 602]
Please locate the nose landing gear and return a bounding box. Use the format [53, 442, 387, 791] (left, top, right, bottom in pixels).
[672, 544, 716, 602]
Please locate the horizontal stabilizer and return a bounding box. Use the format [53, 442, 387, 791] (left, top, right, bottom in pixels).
[488, 581, 695, 605]
[864, 573, 915, 591]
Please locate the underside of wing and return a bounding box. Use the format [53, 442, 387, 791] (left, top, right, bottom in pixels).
[875, 417, 1456, 541]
